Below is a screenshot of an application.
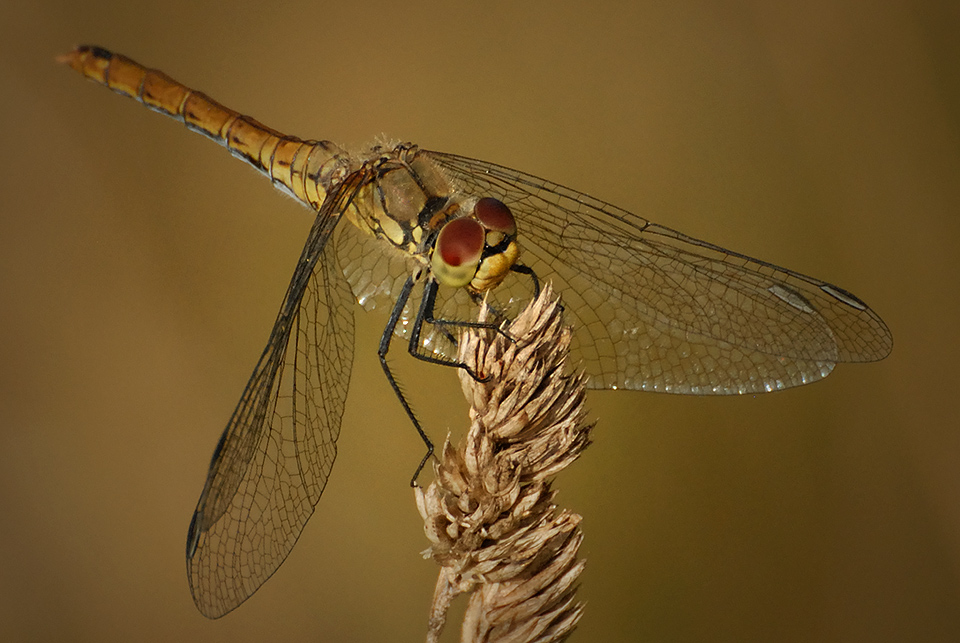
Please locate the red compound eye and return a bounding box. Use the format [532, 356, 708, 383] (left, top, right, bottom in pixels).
[437, 217, 484, 267]
[474, 197, 516, 234]
[432, 217, 485, 288]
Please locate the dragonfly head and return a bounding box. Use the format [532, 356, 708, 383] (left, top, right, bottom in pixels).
[431, 197, 519, 293]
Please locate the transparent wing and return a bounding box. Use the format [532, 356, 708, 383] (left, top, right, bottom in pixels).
[425, 150, 893, 394]
[335, 215, 418, 315]
[185, 182, 357, 618]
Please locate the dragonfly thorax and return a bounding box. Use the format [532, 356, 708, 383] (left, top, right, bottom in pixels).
[344, 144, 456, 253]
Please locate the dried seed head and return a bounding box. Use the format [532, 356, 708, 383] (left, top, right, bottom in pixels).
[417, 285, 593, 643]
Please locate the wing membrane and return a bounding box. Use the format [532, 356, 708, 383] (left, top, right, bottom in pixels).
[426, 150, 892, 393]
[186, 184, 357, 618]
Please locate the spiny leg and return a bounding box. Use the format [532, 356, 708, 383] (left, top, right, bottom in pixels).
[511, 263, 541, 297]
[412, 265, 544, 368]
[380, 276, 503, 485]
[379, 275, 435, 486]
[408, 279, 510, 382]
[381, 271, 539, 485]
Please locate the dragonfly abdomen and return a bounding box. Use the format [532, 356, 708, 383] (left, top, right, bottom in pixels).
[59, 45, 347, 211]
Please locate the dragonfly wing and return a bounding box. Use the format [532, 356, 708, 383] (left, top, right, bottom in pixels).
[426, 151, 892, 394]
[186, 184, 357, 618]
[335, 219, 418, 315]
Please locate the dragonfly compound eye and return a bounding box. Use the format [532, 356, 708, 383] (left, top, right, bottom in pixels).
[431, 217, 485, 287]
[474, 197, 517, 235]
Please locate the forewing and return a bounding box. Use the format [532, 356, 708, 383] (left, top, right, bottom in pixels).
[426, 151, 892, 394]
[186, 186, 356, 618]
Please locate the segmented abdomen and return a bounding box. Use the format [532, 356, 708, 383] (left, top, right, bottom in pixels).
[59, 45, 342, 211]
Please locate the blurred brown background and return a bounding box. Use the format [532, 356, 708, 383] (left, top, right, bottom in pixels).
[1, 0, 957, 641]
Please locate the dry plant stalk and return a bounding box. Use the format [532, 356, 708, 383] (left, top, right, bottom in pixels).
[416, 284, 593, 643]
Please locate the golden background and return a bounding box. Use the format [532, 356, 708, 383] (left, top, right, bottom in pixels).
[2, 0, 958, 641]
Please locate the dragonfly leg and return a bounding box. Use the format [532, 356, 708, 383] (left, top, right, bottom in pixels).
[379, 276, 509, 485]
[408, 279, 510, 382]
[509, 263, 564, 314]
[381, 272, 539, 485]
[379, 275, 434, 486]
[510, 263, 540, 297]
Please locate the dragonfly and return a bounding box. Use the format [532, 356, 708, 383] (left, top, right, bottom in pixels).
[60, 45, 892, 619]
